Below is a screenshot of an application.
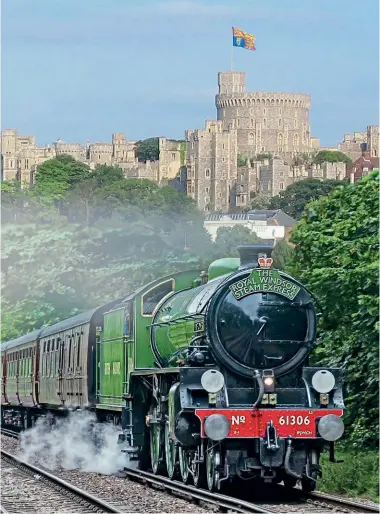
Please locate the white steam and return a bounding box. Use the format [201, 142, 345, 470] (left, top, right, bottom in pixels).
[18, 411, 129, 475]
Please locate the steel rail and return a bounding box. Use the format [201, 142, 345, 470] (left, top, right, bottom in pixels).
[1, 427, 20, 439]
[1, 450, 122, 513]
[307, 491, 379, 513]
[123, 467, 276, 513]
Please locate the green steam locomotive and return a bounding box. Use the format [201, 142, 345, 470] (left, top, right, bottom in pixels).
[1, 244, 345, 492]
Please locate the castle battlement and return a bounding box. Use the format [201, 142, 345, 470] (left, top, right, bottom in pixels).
[216, 92, 311, 109]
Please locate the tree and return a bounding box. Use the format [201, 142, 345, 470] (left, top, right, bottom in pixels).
[32, 155, 90, 204]
[212, 225, 261, 258]
[135, 138, 159, 162]
[313, 150, 352, 165]
[271, 240, 294, 272]
[270, 179, 347, 219]
[290, 170, 379, 448]
[246, 194, 271, 211]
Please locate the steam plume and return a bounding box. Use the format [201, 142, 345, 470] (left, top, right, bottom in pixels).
[18, 411, 129, 475]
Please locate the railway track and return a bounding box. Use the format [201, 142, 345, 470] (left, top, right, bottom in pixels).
[1, 449, 121, 513]
[1, 428, 378, 513]
[123, 467, 379, 513]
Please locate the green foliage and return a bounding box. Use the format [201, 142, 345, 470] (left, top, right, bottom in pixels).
[290, 170, 379, 448]
[179, 142, 186, 166]
[32, 155, 90, 204]
[271, 240, 294, 272]
[319, 446, 379, 502]
[237, 155, 248, 167]
[1, 162, 213, 340]
[313, 150, 352, 164]
[135, 138, 159, 162]
[213, 226, 261, 258]
[255, 153, 272, 161]
[270, 178, 346, 219]
[246, 194, 271, 211]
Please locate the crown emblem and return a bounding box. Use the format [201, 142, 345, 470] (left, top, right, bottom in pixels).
[258, 257, 273, 269]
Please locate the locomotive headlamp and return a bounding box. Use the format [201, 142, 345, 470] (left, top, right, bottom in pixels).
[262, 369, 275, 393]
[204, 414, 230, 441]
[201, 369, 225, 393]
[312, 370, 335, 393]
[318, 414, 344, 442]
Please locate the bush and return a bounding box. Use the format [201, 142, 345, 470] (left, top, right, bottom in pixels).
[319, 447, 379, 502]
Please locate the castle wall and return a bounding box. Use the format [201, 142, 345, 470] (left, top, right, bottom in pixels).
[186, 120, 237, 212]
[158, 137, 183, 181]
[367, 125, 379, 157]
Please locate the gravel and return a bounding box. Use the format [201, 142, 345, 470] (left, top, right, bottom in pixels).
[1, 435, 378, 513]
[1, 435, 215, 513]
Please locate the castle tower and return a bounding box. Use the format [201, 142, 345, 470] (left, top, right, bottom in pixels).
[215, 71, 312, 159]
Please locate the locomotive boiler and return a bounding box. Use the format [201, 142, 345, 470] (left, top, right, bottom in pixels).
[1, 244, 345, 493]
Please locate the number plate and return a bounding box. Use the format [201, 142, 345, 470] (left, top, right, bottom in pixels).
[195, 408, 344, 439]
[279, 415, 311, 426]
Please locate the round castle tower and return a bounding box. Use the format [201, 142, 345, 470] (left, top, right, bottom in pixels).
[215, 72, 312, 158]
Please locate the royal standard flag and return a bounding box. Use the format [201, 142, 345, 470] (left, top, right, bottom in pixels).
[232, 27, 256, 51]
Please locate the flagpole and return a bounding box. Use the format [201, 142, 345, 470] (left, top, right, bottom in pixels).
[230, 44, 234, 71]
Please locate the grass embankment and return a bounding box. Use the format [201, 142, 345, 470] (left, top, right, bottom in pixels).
[318, 447, 379, 503]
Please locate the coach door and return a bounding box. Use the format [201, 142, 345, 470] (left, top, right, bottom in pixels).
[57, 337, 65, 405]
[1, 354, 7, 404]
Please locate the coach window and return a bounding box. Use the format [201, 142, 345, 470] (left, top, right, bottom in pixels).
[48, 341, 51, 377]
[68, 336, 72, 374]
[76, 334, 81, 370]
[141, 279, 175, 317]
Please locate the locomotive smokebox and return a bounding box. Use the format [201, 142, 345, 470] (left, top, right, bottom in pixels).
[237, 242, 275, 269]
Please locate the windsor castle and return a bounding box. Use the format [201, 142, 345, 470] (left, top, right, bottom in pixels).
[2, 71, 379, 212]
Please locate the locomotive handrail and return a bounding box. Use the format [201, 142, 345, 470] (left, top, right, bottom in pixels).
[147, 313, 206, 328]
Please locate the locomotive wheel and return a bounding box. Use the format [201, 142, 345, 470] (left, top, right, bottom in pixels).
[178, 446, 190, 483]
[192, 444, 206, 488]
[301, 450, 318, 493]
[206, 441, 220, 491]
[164, 423, 177, 479]
[150, 422, 163, 474]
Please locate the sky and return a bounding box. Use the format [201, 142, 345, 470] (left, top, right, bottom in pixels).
[2, 0, 379, 147]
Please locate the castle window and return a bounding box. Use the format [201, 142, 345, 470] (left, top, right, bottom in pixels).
[250, 108, 253, 115]
[278, 119, 282, 127]
[240, 184, 244, 192]
[279, 182, 284, 190]
[277, 133, 283, 150]
[250, 119, 254, 128]
[263, 109, 266, 115]
[279, 108, 282, 115]
[263, 119, 266, 128]
[222, 144, 225, 150]
[249, 133, 255, 145]
[294, 119, 298, 128]
[237, 119, 240, 127]
[205, 187, 209, 194]
[293, 134, 300, 147]
[171, 153, 176, 160]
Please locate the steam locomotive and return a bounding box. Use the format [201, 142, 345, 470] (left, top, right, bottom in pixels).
[1, 244, 345, 493]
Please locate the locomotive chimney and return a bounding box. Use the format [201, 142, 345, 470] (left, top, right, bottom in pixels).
[237, 241, 275, 269]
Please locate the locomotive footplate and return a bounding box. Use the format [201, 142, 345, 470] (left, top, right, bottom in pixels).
[195, 408, 344, 439]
